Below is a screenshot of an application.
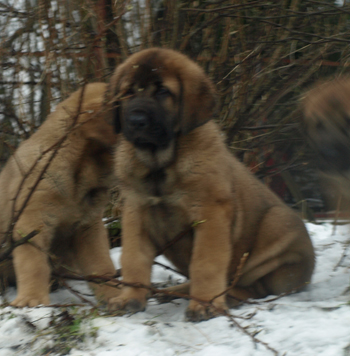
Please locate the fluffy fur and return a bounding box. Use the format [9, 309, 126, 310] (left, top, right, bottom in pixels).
[107, 48, 315, 321]
[303, 77, 350, 197]
[0, 83, 120, 308]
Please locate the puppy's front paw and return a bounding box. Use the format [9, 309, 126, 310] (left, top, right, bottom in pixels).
[10, 294, 50, 308]
[108, 287, 147, 313]
[185, 299, 228, 322]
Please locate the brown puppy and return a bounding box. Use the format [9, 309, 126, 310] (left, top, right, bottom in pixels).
[303, 77, 350, 198]
[0, 83, 120, 308]
[107, 48, 315, 321]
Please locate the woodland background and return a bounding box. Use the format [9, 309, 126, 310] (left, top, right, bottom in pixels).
[1, 0, 350, 221]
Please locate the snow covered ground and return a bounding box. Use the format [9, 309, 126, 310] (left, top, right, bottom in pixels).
[1, 222, 350, 356]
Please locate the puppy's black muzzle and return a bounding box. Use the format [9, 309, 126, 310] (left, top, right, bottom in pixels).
[128, 111, 150, 131]
[123, 98, 175, 150]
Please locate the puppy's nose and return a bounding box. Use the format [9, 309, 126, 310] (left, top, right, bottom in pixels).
[128, 112, 149, 130]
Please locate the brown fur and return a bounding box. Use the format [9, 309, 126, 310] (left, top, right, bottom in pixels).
[0, 83, 121, 308]
[107, 48, 315, 321]
[303, 77, 350, 198]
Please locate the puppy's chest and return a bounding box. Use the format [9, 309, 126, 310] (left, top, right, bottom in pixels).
[145, 201, 191, 249]
[136, 170, 191, 243]
[140, 169, 170, 197]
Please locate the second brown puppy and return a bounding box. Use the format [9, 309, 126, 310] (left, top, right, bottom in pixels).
[0, 83, 120, 308]
[108, 48, 315, 321]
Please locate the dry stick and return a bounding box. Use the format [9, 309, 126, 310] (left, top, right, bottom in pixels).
[210, 252, 249, 303]
[154, 221, 208, 277]
[36, 303, 87, 308]
[333, 207, 350, 271]
[0, 229, 40, 262]
[245, 51, 326, 129]
[252, 36, 349, 46]
[181, 1, 262, 13]
[214, 10, 349, 44]
[179, 15, 222, 52]
[55, 272, 233, 312]
[254, 288, 300, 304]
[56, 272, 224, 309]
[153, 261, 186, 277]
[334, 241, 350, 272]
[59, 279, 96, 308]
[239, 124, 296, 131]
[156, 222, 201, 256]
[234, 278, 312, 306]
[182, 2, 349, 21]
[332, 193, 342, 236]
[54, 272, 279, 355]
[222, 309, 279, 356]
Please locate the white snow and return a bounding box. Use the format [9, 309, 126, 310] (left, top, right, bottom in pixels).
[1, 222, 350, 356]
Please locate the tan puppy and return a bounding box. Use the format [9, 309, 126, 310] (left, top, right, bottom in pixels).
[303, 77, 350, 198]
[107, 48, 315, 321]
[0, 83, 120, 308]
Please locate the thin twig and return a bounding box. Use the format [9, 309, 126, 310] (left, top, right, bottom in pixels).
[52, 271, 279, 355]
[156, 220, 206, 256]
[59, 279, 96, 308]
[153, 261, 187, 277]
[0, 229, 40, 262]
[210, 252, 249, 303]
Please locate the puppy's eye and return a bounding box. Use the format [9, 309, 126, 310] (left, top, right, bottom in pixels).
[155, 86, 171, 98]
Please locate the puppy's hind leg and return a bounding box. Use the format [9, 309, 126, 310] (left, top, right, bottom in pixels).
[236, 207, 315, 300]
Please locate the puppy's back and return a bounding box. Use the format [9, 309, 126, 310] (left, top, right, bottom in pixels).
[0, 83, 108, 236]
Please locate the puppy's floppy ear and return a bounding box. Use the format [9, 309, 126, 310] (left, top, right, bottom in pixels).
[180, 69, 217, 135]
[61, 82, 116, 146]
[81, 114, 117, 146]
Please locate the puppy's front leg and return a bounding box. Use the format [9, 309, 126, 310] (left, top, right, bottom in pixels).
[11, 218, 51, 307]
[109, 205, 156, 313]
[187, 206, 232, 321]
[73, 220, 121, 309]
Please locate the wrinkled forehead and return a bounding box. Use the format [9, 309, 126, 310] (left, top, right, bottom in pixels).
[119, 53, 181, 94]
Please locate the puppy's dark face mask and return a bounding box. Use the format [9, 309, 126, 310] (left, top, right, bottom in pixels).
[121, 82, 178, 153]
